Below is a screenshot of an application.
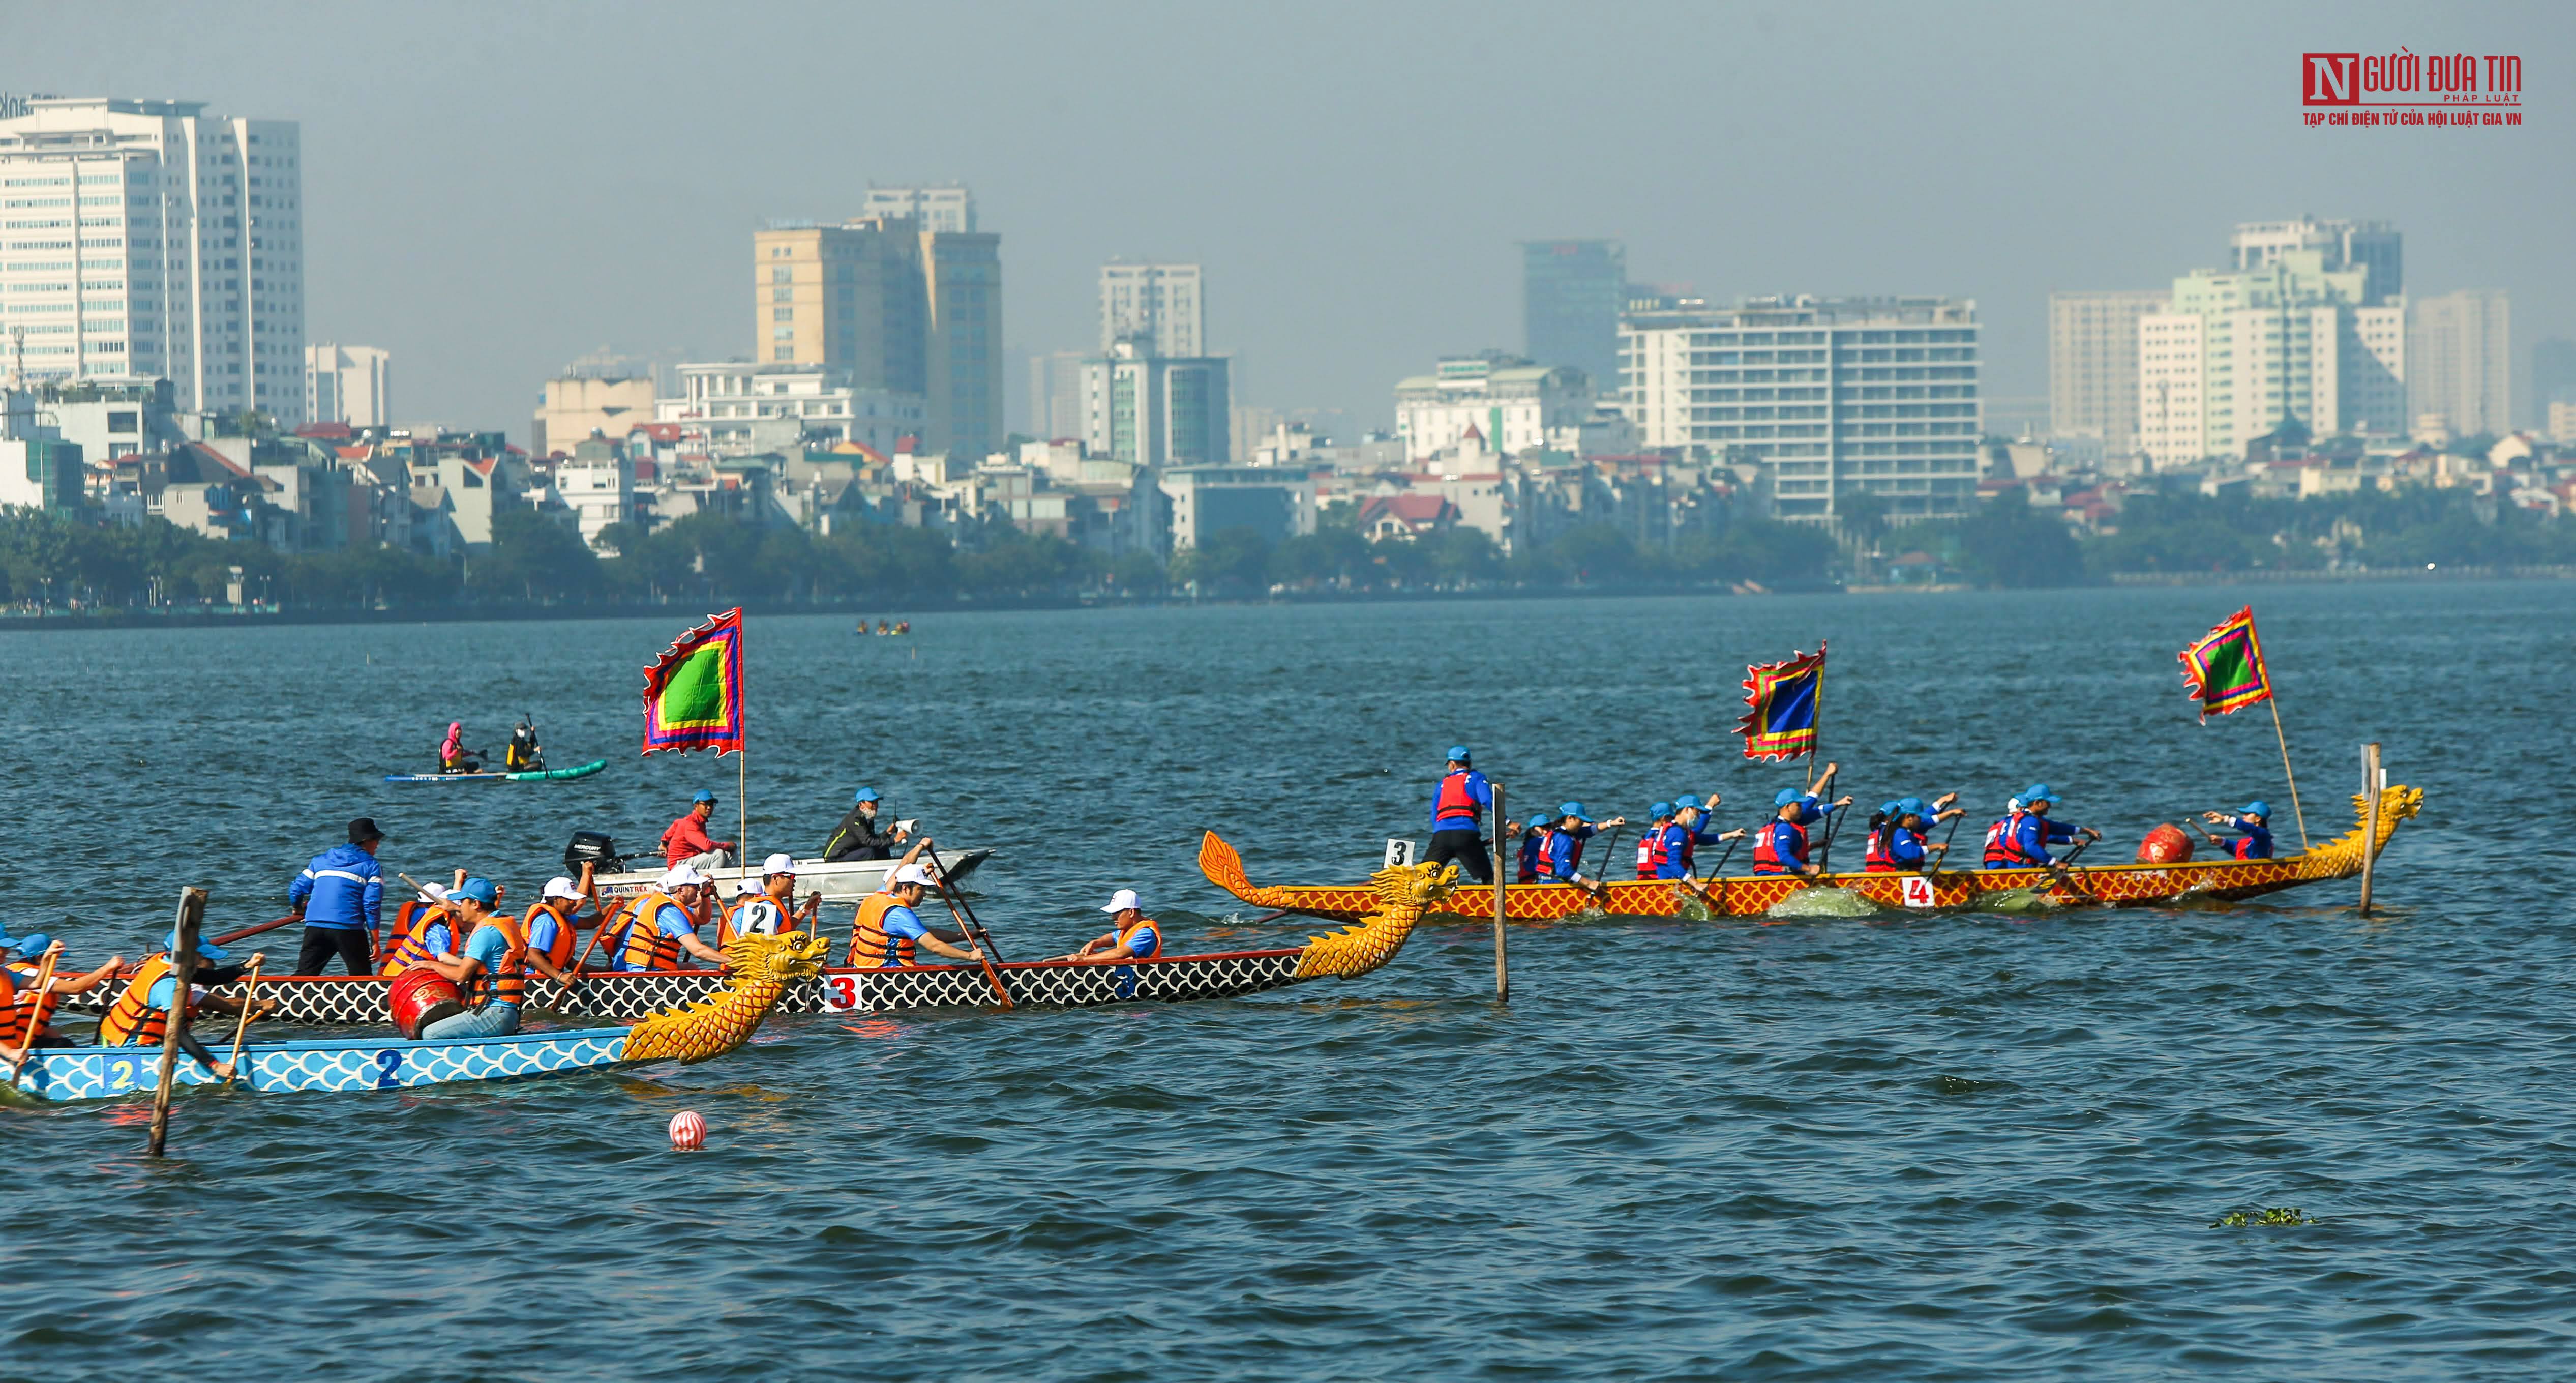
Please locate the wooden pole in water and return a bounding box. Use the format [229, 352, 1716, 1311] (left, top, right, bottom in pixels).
[1490, 781, 1509, 1002]
[6, 941, 60, 1086]
[2358, 742, 2382, 916]
[2268, 696, 2309, 851]
[147, 887, 207, 1157]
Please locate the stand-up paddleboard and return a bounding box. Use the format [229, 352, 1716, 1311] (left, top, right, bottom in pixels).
[383, 759, 608, 784]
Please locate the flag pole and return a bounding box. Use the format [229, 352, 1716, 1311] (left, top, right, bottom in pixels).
[1804, 657, 1826, 793]
[2267, 696, 2308, 851]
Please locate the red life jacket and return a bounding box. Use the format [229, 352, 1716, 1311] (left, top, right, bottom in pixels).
[1433, 771, 1482, 827]
[1516, 827, 1551, 884]
[1751, 819, 1808, 875]
[1670, 823, 1697, 876]
[1635, 823, 1669, 880]
[1863, 825, 1895, 872]
[1983, 811, 2045, 868]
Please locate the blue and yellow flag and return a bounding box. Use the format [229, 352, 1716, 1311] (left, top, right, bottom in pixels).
[642, 608, 745, 755]
[1738, 641, 1825, 761]
[2178, 606, 2271, 723]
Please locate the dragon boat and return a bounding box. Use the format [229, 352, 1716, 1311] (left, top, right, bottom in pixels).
[58, 862, 1456, 1028]
[1201, 785, 2422, 924]
[14, 931, 829, 1101]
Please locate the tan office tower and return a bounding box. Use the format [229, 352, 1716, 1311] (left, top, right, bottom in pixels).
[2407, 289, 2510, 438]
[2048, 289, 2166, 453]
[753, 214, 997, 456]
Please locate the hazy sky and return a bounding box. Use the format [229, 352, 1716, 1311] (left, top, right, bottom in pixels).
[13, 1, 2571, 439]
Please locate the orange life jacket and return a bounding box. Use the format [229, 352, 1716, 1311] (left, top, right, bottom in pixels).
[847, 892, 915, 968]
[0, 967, 52, 1050]
[379, 903, 457, 976]
[97, 954, 187, 1048]
[615, 891, 690, 970]
[464, 916, 532, 1009]
[720, 893, 789, 947]
[522, 901, 580, 974]
[1114, 918, 1163, 960]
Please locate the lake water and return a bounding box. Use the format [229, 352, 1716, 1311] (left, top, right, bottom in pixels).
[3, 581, 2569, 1380]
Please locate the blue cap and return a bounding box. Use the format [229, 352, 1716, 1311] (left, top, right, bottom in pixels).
[2021, 783, 2060, 804]
[852, 787, 880, 803]
[1559, 802, 1585, 819]
[1675, 792, 1704, 810]
[2240, 801, 2270, 819]
[454, 876, 499, 905]
[1527, 813, 1553, 830]
[0, 929, 19, 954]
[1775, 788, 1805, 808]
[1650, 802, 1674, 819]
[165, 927, 230, 962]
[12, 931, 52, 957]
[693, 789, 718, 803]
[1897, 797, 1926, 817]
[1447, 745, 1472, 763]
[1879, 800, 1904, 817]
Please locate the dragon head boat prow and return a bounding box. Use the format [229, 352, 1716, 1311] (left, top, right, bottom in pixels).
[1290, 859, 1457, 981]
[622, 929, 832, 1065]
[2298, 783, 2424, 875]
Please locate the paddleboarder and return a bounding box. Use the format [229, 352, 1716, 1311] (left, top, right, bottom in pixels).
[439, 722, 482, 774]
[1424, 746, 1495, 885]
[289, 817, 388, 976]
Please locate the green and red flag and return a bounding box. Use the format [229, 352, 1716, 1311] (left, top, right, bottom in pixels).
[642, 608, 745, 755]
[2178, 605, 2272, 723]
[1738, 641, 1825, 761]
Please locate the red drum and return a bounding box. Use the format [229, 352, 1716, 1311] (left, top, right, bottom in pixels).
[2137, 823, 2195, 864]
[390, 968, 465, 1039]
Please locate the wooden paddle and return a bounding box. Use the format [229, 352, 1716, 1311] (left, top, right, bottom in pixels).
[6, 940, 61, 1086]
[1923, 812, 1967, 877]
[209, 913, 300, 947]
[922, 844, 1012, 1011]
[224, 953, 265, 1084]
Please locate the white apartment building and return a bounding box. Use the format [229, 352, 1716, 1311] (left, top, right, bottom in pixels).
[2229, 217, 2401, 304]
[2136, 253, 2405, 468]
[1620, 296, 1982, 522]
[554, 437, 634, 550]
[306, 342, 391, 427]
[0, 97, 305, 419]
[1079, 342, 1231, 467]
[2406, 289, 2510, 438]
[1099, 262, 1204, 356]
[658, 361, 926, 456]
[1393, 355, 1592, 461]
[2048, 289, 2166, 453]
[858, 184, 975, 234]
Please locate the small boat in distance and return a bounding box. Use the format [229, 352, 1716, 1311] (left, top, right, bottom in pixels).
[384, 758, 609, 784]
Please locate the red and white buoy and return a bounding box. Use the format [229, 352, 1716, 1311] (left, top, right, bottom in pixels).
[669, 1110, 706, 1151]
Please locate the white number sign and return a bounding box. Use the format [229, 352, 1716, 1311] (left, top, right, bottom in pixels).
[1383, 838, 1418, 868]
[1900, 875, 1936, 909]
[818, 973, 862, 1011]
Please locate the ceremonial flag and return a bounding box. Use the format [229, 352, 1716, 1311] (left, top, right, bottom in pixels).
[2177, 605, 2272, 723]
[642, 608, 745, 755]
[1738, 641, 1826, 761]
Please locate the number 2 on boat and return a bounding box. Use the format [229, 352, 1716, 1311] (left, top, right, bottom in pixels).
[374, 1050, 404, 1088]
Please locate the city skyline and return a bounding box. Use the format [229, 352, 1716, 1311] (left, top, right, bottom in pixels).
[6, 3, 2566, 442]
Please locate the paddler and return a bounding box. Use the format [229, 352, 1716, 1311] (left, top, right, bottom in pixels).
[1865, 796, 1962, 871]
[723, 852, 817, 943]
[1751, 773, 1854, 878]
[1, 932, 126, 1023]
[847, 863, 985, 967]
[821, 787, 911, 862]
[522, 868, 595, 987]
[439, 721, 482, 774]
[1067, 888, 1163, 961]
[1546, 803, 1626, 884]
[1653, 798, 1746, 879]
[1, 933, 123, 1055]
[93, 926, 261, 1080]
[378, 875, 466, 975]
[661, 789, 737, 872]
[1515, 814, 1554, 884]
[2198, 801, 2276, 860]
[1634, 803, 1674, 878]
[289, 816, 388, 976]
[1425, 746, 1496, 885]
[417, 877, 569, 1038]
[607, 864, 730, 970]
[1981, 784, 2101, 870]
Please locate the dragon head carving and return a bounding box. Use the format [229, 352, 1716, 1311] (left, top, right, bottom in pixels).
[722, 928, 832, 981]
[1292, 859, 1457, 980]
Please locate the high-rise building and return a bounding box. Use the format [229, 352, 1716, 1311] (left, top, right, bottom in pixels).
[1521, 240, 1625, 390]
[2136, 253, 2405, 468]
[2230, 217, 2402, 304]
[1621, 296, 1981, 522]
[0, 96, 305, 418]
[1393, 354, 1593, 461]
[859, 184, 975, 234]
[2536, 338, 2576, 427]
[1029, 349, 1085, 439]
[533, 373, 657, 458]
[1079, 340, 1230, 468]
[755, 207, 1001, 457]
[1099, 262, 1204, 356]
[2406, 289, 2511, 438]
[306, 343, 390, 427]
[2048, 290, 2166, 452]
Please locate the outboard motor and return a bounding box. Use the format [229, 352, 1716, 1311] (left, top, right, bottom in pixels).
[564, 831, 626, 875]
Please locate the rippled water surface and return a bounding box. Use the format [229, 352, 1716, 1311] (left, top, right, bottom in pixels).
[4, 582, 2571, 1381]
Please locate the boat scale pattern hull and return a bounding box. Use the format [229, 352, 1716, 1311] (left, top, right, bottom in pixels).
[18, 1028, 631, 1101]
[1200, 786, 2423, 924]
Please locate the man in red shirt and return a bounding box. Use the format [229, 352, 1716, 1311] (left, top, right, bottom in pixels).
[662, 789, 737, 871]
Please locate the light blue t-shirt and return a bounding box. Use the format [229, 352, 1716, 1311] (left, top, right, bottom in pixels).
[611, 902, 700, 972]
[462, 924, 517, 1007]
[880, 905, 930, 963]
[1120, 924, 1159, 958]
[525, 911, 566, 957]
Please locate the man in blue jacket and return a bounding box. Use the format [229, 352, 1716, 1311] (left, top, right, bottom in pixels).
[289, 816, 387, 975]
[1425, 745, 1494, 885]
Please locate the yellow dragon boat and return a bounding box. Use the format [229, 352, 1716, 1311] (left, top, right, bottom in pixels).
[1203, 786, 2421, 924]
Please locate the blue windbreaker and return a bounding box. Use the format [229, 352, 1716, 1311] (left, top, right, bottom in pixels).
[288, 843, 384, 933]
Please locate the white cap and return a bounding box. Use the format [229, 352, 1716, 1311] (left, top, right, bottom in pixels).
[542, 876, 583, 902]
[889, 864, 935, 889]
[762, 851, 797, 876]
[418, 884, 450, 904]
[728, 877, 758, 898]
[662, 864, 709, 889]
[1101, 888, 1141, 914]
